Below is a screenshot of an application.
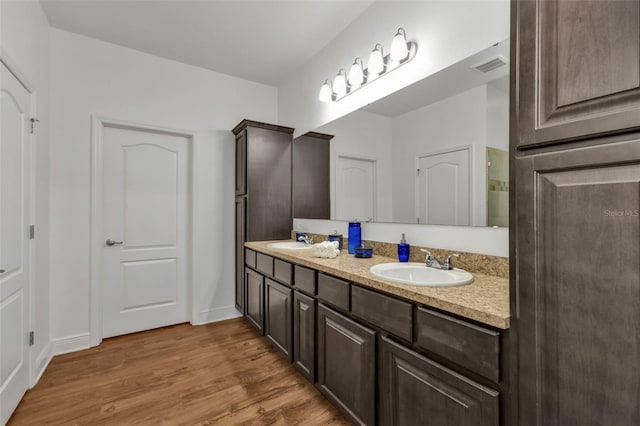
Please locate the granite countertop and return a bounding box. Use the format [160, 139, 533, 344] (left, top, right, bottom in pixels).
[245, 240, 510, 329]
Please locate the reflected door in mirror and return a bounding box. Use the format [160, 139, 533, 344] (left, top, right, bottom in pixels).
[417, 148, 470, 225]
[335, 155, 376, 221]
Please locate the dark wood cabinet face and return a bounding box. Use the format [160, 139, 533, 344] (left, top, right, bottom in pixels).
[317, 304, 375, 426]
[293, 291, 315, 381]
[293, 133, 331, 219]
[265, 278, 293, 361]
[246, 126, 292, 241]
[235, 131, 247, 196]
[379, 336, 499, 426]
[516, 0, 640, 148]
[245, 267, 264, 334]
[515, 139, 640, 426]
[235, 197, 246, 313]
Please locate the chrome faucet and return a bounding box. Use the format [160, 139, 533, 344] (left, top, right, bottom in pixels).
[420, 249, 460, 271]
[297, 234, 314, 245]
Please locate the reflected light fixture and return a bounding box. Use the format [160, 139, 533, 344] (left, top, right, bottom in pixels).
[390, 28, 409, 61]
[348, 57, 365, 88]
[368, 44, 385, 76]
[319, 28, 417, 103]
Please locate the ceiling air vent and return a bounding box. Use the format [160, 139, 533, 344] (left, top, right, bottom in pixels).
[471, 55, 509, 73]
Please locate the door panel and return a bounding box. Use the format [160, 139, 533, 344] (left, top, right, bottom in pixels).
[245, 267, 264, 334]
[293, 291, 315, 381]
[265, 278, 292, 361]
[102, 125, 189, 338]
[0, 61, 31, 425]
[517, 0, 640, 148]
[335, 155, 376, 222]
[516, 138, 640, 425]
[417, 148, 470, 225]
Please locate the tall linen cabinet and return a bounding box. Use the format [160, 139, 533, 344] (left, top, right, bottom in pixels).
[233, 120, 294, 313]
[511, 0, 640, 424]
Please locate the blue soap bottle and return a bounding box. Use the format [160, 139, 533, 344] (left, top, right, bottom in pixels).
[348, 221, 361, 254]
[398, 233, 410, 262]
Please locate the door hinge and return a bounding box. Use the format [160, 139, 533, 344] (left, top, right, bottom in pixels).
[29, 331, 34, 346]
[29, 225, 35, 240]
[416, 169, 420, 176]
[30, 118, 40, 134]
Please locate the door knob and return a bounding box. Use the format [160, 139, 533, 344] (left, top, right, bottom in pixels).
[105, 239, 124, 246]
[0, 269, 5, 274]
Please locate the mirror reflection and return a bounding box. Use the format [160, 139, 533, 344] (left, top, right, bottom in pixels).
[297, 39, 509, 227]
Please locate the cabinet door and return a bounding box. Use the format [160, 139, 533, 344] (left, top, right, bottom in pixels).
[515, 138, 640, 426]
[379, 335, 499, 426]
[317, 303, 375, 426]
[245, 267, 264, 334]
[293, 132, 331, 219]
[293, 291, 315, 382]
[235, 197, 246, 313]
[515, 0, 640, 149]
[265, 278, 293, 361]
[235, 130, 246, 195]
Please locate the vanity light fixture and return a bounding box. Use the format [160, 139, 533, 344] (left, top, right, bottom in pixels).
[348, 57, 365, 88]
[333, 69, 348, 97]
[318, 79, 333, 102]
[390, 28, 409, 62]
[318, 28, 417, 103]
[368, 44, 385, 76]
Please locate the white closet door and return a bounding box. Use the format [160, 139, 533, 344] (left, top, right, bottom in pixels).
[0, 61, 31, 425]
[335, 155, 377, 222]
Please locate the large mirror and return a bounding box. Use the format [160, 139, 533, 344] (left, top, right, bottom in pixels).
[297, 39, 509, 228]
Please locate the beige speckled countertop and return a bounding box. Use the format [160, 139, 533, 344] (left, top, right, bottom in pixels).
[245, 240, 510, 329]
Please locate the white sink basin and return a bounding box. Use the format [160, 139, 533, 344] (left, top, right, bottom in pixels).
[369, 262, 474, 287]
[267, 241, 314, 250]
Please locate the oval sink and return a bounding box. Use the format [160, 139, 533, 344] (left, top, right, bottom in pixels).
[267, 241, 314, 250]
[369, 262, 474, 287]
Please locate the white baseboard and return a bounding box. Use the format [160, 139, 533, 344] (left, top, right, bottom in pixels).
[52, 332, 91, 356]
[196, 305, 242, 325]
[33, 341, 53, 386]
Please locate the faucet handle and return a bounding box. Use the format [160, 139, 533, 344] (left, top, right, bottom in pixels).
[444, 253, 460, 270]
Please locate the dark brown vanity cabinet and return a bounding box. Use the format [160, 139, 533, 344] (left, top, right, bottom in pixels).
[512, 1, 640, 425]
[292, 131, 333, 219]
[265, 278, 293, 361]
[245, 267, 264, 334]
[293, 291, 315, 382]
[379, 336, 499, 426]
[233, 120, 294, 316]
[317, 303, 376, 426]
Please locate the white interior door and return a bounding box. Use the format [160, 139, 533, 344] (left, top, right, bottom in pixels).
[0, 62, 31, 425]
[335, 155, 376, 221]
[417, 148, 470, 225]
[102, 125, 189, 338]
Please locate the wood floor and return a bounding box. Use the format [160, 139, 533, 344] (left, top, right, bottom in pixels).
[8, 318, 349, 425]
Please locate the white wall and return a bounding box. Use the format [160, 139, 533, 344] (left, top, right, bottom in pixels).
[0, 0, 52, 383]
[316, 110, 393, 222]
[392, 85, 489, 226]
[278, 0, 510, 137]
[486, 84, 509, 151]
[49, 29, 278, 352]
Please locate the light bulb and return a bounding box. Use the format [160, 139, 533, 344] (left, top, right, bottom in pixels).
[348, 58, 365, 88]
[390, 28, 409, 62]
[318, 80, 332, 102]
[333, 70, 347, 97]
[368, 44, 385, 76]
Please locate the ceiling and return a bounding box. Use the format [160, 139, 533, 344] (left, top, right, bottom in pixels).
[41, 0, 375, 86]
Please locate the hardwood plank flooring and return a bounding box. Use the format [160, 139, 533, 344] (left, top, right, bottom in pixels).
[8, 318, 349, 425]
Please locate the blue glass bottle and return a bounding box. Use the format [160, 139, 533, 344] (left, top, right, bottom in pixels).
[398, 233, 410, 262]
[348, 222, 361, 254]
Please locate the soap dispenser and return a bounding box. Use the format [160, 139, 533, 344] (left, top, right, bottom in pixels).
[398, 234, 410, 262]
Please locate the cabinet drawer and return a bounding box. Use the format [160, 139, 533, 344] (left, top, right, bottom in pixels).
[256, 253, 274, 276]
[416, 307, 500, 382]
[317, 273, 350, 312]
[294, 265, 316, 295]
[274, 259, 292, 285]
[351, 285, 413, 341]
[245, 249, 256, 269]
